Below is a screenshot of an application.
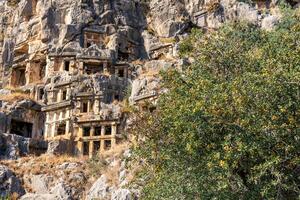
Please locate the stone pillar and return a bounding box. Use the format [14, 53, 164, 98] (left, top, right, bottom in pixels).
[70, 61, 74, 73]
[94, 99, 100, 114]
[111, 124, 117, 148]
[79, 62, 84, 75]
[87, 100, 91, 113]
[66, 88, 70, 100]
[104, 62, 108, 73]
[91, 126, 95, 137]
[125, 67, 128, 79]
[51, 123, 56, 137]
[100, 125, 105, 153]
[77, 127, 83, 155]
[44, 124, 49, 139]
[100, 140, 105, 153]
[25, 62, 31, 85]
[89, 141, 94, 158]
[101, 126, 105, 136]
[58, 89, 62, 102]
[66, 120, 70, 135]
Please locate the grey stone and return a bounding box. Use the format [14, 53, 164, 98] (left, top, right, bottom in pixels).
[236, 2, 259, 24]
[0, 165, 25, 198]
[86, 175, 110, 200]
[112, 189, 132, 200]
[20, 193, 58, 200]
[261, 15, 279, 31]
[57, 162, 79, 170]
[47, 140, 74, 155]
[24, 174, 53, 194]
[50, 182, 72, 200]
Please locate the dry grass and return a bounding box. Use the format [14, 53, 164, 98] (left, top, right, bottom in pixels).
[0, 154, 81, 177]
[29, 80, 44, 85]
[147, 26, 156, 36]
[104, 36, 110, 46]
[87, 143, 129, 185]
[0, 143, 131, 197]
[141, 69, 160, 77]
[139, 67, 161, 78]
[0, 92, 33, 103]
[121, 99, 135, 114]
[0, 86, 35, 103]
[102, 160, 121, 185]
[0, 32, 4, 42]
[102, 143, 128, 158]
[0, 154, 88, 195]
[7, 0, 21, 7]
[131, 59, 145, 65]
[159, 37, 176, 44]
[99, 143, 129, 185]
[206, 0, 221, 12]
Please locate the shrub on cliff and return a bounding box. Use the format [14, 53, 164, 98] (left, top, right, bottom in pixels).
[130, 8, 300, 200]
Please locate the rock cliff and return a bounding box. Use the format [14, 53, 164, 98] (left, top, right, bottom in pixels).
[0, 0, 297, 199]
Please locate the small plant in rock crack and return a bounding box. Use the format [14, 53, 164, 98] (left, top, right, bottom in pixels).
[87, 154, 109, 177]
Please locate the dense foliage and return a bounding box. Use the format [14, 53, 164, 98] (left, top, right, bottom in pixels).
[130, 9, 300, 200]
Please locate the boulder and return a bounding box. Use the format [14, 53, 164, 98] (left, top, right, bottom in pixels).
[24, 174, 53, 194]
[86, 175, 110, 200]
[50, 182, 72, 200]
[0, 165, 25, 198]
[20, 193, 58, 200]
[47, 140, 74, 155]
[0, 133, 47, 159]
[149, 0, 190, 37]
[261, 15, 279, 31]
[112, 189, 132, 200]
[21, 181, 72, 200]
[236, 2, 259, 24]
[0, 133, 30, 159]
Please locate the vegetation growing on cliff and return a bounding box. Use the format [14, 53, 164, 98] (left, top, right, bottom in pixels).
[130, 8, 300, 199]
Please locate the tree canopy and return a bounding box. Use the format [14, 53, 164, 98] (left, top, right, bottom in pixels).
[130, 8, 300, 200]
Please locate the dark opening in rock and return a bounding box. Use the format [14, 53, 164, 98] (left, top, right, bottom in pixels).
[118, 69, 124, 78]
[94, 126, 101, 136]
[84, 63, 104, 75]
[83, 127, 91, 137]
[10, 119, 32, 138]
[83, 141, 89, 155]
[118, 50, 129, 61]
[57, 123, 66, 135]
[81, 102, 88, 113]
[11, 67, 26, 87]
[64, 61, 70, 71]
[62, 90, 67, 100]
[105, 126, 112, 135]
[93, 141, 100, 153]
[38, 87, 44, 100]
[104, 140, 111, 150]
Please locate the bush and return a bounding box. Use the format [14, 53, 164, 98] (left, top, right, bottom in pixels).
[130, 9, 300, 200]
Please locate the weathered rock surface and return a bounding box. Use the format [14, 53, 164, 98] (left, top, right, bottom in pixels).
[0, 164, 25, 198]
[261, 15, 279, 31]
[112, 188, 132, 200]
[0, 0, 295, 199]
[0, 133, 47, 159]
[23, 174, 53, 194]
[86, 175, 110, 200]
[21, 182, 72, 200]
[46, 140, 74, 155]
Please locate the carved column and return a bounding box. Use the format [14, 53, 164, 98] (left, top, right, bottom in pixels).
[89, 141, 94, 158]
[77, 127, 83, 155]
[111, 124, 117, 148]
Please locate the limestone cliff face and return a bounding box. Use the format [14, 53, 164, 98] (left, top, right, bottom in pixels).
[0, 0, 293, 199]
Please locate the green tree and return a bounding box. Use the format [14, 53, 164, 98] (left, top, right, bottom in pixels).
[130, 8, 300, 200]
